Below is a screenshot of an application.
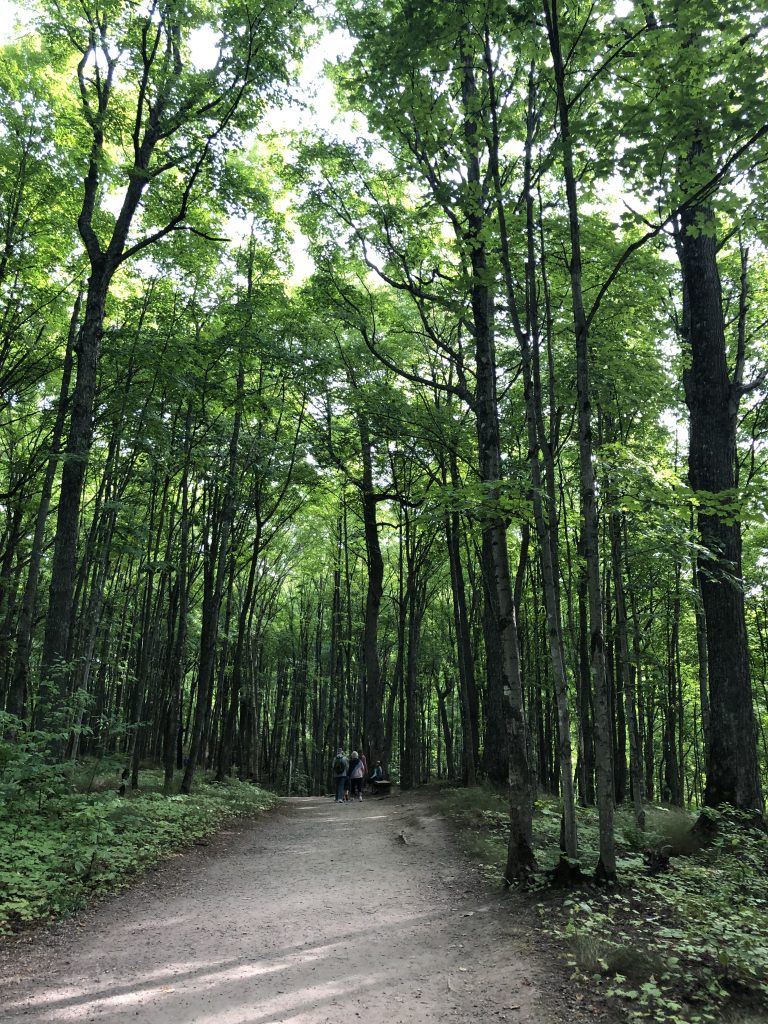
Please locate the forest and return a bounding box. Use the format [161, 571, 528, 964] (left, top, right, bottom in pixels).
[1, 0, 768, 937]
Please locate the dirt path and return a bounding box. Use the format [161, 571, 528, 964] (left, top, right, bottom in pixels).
[1, 793, 574, 1024]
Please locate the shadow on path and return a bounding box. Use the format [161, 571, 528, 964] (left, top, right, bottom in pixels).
[1, 795, 549, 1024]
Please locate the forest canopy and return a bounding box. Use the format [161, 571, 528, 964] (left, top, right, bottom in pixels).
[1, 0, 767, 889]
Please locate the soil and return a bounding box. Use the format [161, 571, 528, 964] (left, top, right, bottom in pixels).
[0, 791, 619, 1024]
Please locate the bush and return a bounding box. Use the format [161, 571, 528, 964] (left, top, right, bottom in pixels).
[438, 787, 768, 1024]
[0, 727, 278, 934]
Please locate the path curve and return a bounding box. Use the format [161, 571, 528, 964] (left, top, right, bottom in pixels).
[1, 793, 558, 1024]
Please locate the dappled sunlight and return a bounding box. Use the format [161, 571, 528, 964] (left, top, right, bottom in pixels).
[311, 811, 394, 824]
[5, 928, 447, 1024]
[4, 883, 452, 1023]
[197, 976, 386, 1024]
[8, 961, 364, 1022]
[2, 792, 544, 1024]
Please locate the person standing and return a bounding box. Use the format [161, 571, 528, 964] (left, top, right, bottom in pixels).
[348, 750, 365, 801]
[332, 748, 348, 803]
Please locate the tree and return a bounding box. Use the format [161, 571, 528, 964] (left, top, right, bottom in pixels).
[37, 0, 307, 724]
[609, 0, 768, 813]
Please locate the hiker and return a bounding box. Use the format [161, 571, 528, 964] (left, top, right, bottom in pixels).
[348, 750, 365, 801]
[332, 748, 348, 803]
[368, 760, 384, 783]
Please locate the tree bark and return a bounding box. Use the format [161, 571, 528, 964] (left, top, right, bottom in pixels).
[181, 356, 243, 795]
[609, 510, 645, 828]
[38, 270, 111, 723]
[8, 294, 78, 721]
[678, 199, 763, 812]
[544, 0, 616, 879]
[359, 417, 386, 769]
[459, 31, 534, 880]
[444, 461, 477, 787]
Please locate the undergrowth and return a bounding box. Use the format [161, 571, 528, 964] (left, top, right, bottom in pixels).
[0, 725, 278, 935]
[439, 786, 768, 1024]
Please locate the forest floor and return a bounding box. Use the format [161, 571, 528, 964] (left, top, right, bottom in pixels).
[0, 789, 618, 1024]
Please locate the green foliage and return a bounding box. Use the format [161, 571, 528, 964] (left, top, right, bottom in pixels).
[558, 809, 768, 1022]
[437, 784, 509, 883]
[0, 11, 767, 1023]
[0, 739, 277, 933]
[441, 789, 768, 1023]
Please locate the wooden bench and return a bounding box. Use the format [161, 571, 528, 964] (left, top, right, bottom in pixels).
[369, 779, 392, 796]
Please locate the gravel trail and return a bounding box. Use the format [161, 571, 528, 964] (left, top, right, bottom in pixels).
[1, 792, 560, 1024]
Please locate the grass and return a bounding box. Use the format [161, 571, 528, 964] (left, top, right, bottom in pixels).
[438, 786, 768, 1024]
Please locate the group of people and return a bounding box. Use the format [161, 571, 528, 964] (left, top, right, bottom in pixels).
[331, 748, 384, 802]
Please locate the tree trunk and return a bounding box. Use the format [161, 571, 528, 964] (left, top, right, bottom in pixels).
[678, 199, 763, 812]
[544, 0, 616, 879]
[445, 463, 477, 787]
[38, 269, 111, 726]
[437, 671, 456, 780]
[481, 530, 509, 785]
[216, 522, 262, 782]
[360, 418, 386, 768]
[181, 356, 244, 795]
[458, 31, 534, 879]
[8, 294, 79, 720]
[164, 407, 192, 793]
[610, 510, 645, 829]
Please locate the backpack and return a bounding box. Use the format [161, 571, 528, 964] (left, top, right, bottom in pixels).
[333, 755, 346, 774]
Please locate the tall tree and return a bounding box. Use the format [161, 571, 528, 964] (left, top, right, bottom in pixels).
[543, 0, 616, 879]
[37, 0, 305, 721]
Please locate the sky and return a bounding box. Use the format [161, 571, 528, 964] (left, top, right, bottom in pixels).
[0, 0, 32, 42]
[0, 0, 652, 287]
[0, 0, 356, 282]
